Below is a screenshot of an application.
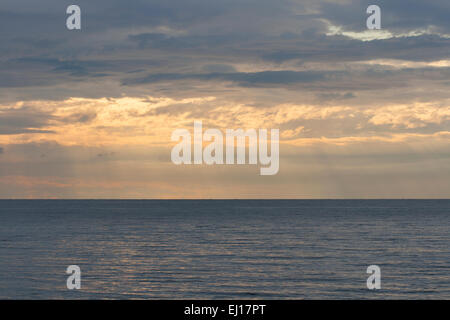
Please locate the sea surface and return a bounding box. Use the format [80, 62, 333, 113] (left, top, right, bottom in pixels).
[0, 200, 449, 299]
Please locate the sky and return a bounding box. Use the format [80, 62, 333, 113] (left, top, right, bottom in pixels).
[0, 0, 449, 198]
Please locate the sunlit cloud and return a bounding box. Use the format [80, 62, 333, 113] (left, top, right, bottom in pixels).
[359, 59, 450, 68]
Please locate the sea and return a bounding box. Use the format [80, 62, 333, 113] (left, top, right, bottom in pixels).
[0, 200, 449, 299]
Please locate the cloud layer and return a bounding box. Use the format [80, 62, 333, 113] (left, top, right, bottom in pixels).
[0, 0, 449, 198]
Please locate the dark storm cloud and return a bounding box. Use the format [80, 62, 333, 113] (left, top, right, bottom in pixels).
[62, 111, 97, 124]
[0, 0, 448, 96]
[317, 92, 355, 101]
[127, 31, 450, 64]
[0, 58, 106, 88]
[202, 64, 236, 73]
[262, 34, 450, 63]
[10, 57, 112, 75]
[0, 57, 163, 88]
[122, 67, 450, 91]
[320, 0, 450, 32]
[0, 0, 292, 41]
[0, 107, 55, 135]
[0, 106, 97, 135]
[122, 70, 327, 87]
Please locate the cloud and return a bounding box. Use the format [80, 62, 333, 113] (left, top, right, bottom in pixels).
[3, 96, 449, 150]
[317, 92, 355, 101]
[0, 106, 55, 135]
[366, 104, 450, 129]
[0, 1, 449, 198]
[122, 70, 327, 87]
[120, 67, 450, 94]
[320, 0, 450, 35]
[262, 34, 450, 63]
[62, 111, 97, 124]
[0, 0, 448, 105]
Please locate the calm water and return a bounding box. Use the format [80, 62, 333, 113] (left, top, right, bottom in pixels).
[0, 200, 449, 299]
